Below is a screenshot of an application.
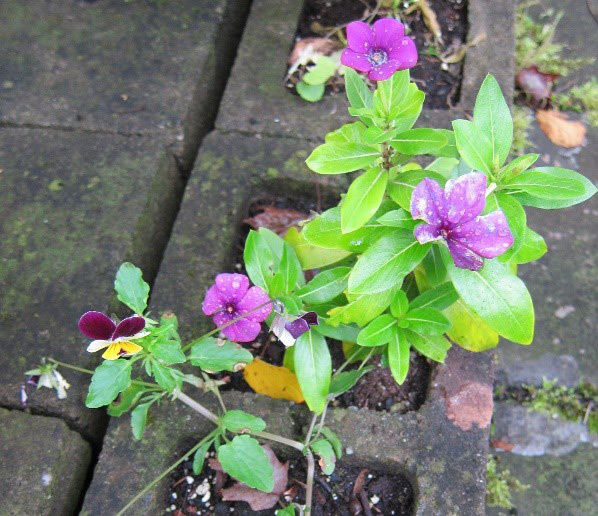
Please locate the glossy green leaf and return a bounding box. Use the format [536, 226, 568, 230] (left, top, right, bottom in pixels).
[452, 119, 493, 176]
[326, 122, 367, 144]
[498, 153, 539, 183]
[306, 142, 379, 175]
[390, 289, 409, 318]
[311, 439, 336, 475]
[279, 294, 302, 315]
[348, 230, 430, 294]
[244, 230, 275, 291]
[192, 440, 213, 475]
[327, 289, 395, 327]
[410, 281, 458, 311]
[426, 157, 460, 177]
[320, 427, 343, 458]
[189, 337, 254, 372]
[151, 361, 181, 392]
[114, 262, 149, 315]
[392, 84, 425, 133]
[363, 126, 398, 144]
[131, 401, 152, 440]
[473, 74, 513, 167]
[86, 360, 132, 408]
[435, 130, 459, 158]
[296, 81, 325, 102]
[107, 383, 146, 417]
[221, 410, 267, 433]
[284, 227, 351, 269]
[495, 193, 526, 262]
[390, 128, 448, 156]
[422, 245, 447, 286]
[218, 435, 274, 493]
[376, 208, 416, 229]
[444, 299, 499, 352]
[328, 366, 374, 397]
[387, 170, 446, 211]
[374, 69, 409, 119]
[345, 68, 373, 110]
[513, 227, 547, 264]
[357, 314, 397, 347]
[275, 506, 296, 516]
[502, 168, 587, 201]
[303, 55, 336, 85]
[341, 167, 388, 233]
[388, 327, 410, 384]
[297, 267, 350, 305]
[406, 329, 451, 362]
[294, 331, 331, 414]
[273, 242, 304, 295]
[448, 259, 534, 344]
[258, 227, 285, 262]
[151, 337, 185, 365]
[403, 307, 450, 334]
[314, 321, 361, 343]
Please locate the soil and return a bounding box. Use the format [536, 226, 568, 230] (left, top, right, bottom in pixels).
[291, 0, 469, 109]
[167, 452, 415, 515]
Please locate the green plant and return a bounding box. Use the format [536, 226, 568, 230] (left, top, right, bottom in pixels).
[486, 455, 528, 509]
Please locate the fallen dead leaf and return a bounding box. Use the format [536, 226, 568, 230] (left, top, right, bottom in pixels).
[516, 66, 559, 103]
[405, 0, 442, 44]
[536, 109, 586, 148]
[244, 206, 309, 236]
[288, 37, 336, 66]
[243, 358, 305, 403]
[490, 439, 514, 452]
[220, 445, 289, 511]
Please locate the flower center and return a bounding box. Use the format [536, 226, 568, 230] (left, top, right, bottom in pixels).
[440, 228, 450, 239]
[368, 49, 388, 66]
[226, 305, 235, 314]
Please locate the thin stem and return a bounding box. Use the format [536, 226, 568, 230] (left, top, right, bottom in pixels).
[358, 349, 374, 370]
[174, 390, 219, 424]
[253, 431, 305, 452]
[334, 347, 363, 375]
[312, 403, 329, 443]
[181, 300, 273, 353]
[304, 413, 318, 446]
[304, 450, 316, 514]
[201, 371, 227, 413]
[115, 430, 218, 516]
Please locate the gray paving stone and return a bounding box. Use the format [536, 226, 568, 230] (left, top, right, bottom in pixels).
[0, 128, 182, 441]
[0, 0, 250, 169]
[0, 407, 91, 515]
[215, 0, 516, 140]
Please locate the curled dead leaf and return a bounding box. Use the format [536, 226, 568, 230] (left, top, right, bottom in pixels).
[536, 109, 586, 148]
[516, 66, 560, 103]
[288, 37, 336, 66]
[406, 0, 442, 44]
[244, 206, 309, 236]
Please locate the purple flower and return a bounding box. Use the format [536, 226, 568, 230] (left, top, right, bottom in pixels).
[79, 311, 148, 360]
[341, 19, 417, 81]
[410, 173, 514, 271]
[202, 273, 273, 343]
[272, 311, 319, 347]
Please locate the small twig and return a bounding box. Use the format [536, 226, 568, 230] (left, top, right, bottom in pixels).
[583, 400, 594, 424]
[312, 403, 329, 443]
[304, 413, 318, 446]
[174, 390, 219, 424]
[201, 371, 227, 413]
[304, 450, 316, 514]
[359, 488, 374, 516]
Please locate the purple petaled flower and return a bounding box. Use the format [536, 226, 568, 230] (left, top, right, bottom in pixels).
[272, 311, 319, 347]
[79, 311, 148, 360]
[202, 273, 273, 343]
[411, 173, 514, 271]
[341, 19, 417, 81]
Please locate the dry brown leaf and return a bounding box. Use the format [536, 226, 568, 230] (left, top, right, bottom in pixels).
[243, 358, 305, 403]
[490, 439, 514, 452]
[516, 66, 559, 103]
[406, 0, 442, 44]
[244, 206, 309, 236]
[220, 445, 289, 511]
[441, 32, 486, 64]
[288, 37, 336, 66]
[536, 109, 586, 148]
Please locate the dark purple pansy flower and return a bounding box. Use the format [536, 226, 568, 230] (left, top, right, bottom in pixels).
[411, 173, 514, 271]
[341, 19, 417, 81]
[79, 311, 148, 360]
[272, 311, 319, 347]
[202, 273, 272, 343]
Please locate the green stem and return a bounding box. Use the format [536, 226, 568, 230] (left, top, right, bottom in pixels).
[201, 371, 227, 413]
[312, 403, 329, 444]
[303, 413, 318, 446]
[252, 431, 305, 452]
[181, 300, 273, 353]
[358, 349, 374, 370]
[334, 347, 363, 375]
[115, 429, 218, 516]
[174, 390, 219, 424]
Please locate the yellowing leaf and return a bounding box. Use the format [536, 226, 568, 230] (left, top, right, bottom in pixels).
[444, 299, 498, 352]
[243, 359, 305, 403]
[284, 227, 350, 270]
[536, 109, 586, 148]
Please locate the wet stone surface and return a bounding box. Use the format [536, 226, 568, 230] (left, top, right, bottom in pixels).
[0, 407, 91, 515]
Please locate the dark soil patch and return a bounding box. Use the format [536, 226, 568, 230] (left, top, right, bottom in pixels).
[167, 452, 414, 515]
[291, 0, 468, 109]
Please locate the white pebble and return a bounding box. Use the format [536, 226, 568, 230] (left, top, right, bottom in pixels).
[202, 491, 211, 503]
[346, 446, 354, 455]
[185, 476, 194, 484]
[371, 494, 380, 504]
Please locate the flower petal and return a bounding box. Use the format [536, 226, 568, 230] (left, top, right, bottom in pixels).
[101, 343, 122, 360]
[118, 341, 143, 356]
[285, 318, 311, 339]
[450, 211, 514, 259]
[373, 18, 405, 51]
[221, 317, 262, 343]
[444, 172, 487, 225]
[414, 223, 443, 244]
[300, 312, 319, 326]
[341, 48, 372, 73]
[86, 339, 112, 353]
[112, 316, 146, 340]
[237, 286, 273, 322]
[447, 240, 484, 271]
[346, 21, 374, 53]
[388, 37, 418, 69]
[368, 60, 401, 81]
[410, 178, 446, 225]
[214, 273, 250, 303]
[202, 285, 226, 316]
[79, 311, 115, 340]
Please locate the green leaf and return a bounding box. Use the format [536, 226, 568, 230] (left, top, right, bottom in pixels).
[218, 435, 274, 493]
[151, 361, 181, 392]
[282, 345, 295, 372]
[107, 383, 145, 417]
[328, 366, 375, 397]
[296, 267, 350, 305]
[294, 331, 331, 414]
[388, 327, 410, 384]
[435, 130, 459, 158]
[114, 262, 150, 315]
[374, 70, 409, 119]
[244, 230, 275, 291]
[276, 506, 296, 516]
[426, 157, 460, 177]
[131, 401, 152, 440]
[151, 337, 186, 365]
[403, 307, 450, 334]
[410, 282, 459, 311]
[279, 294, 302, 315]
[284, 227, 351, 270]
[376, 208, 416, 229]
[189, 337, 254, 372]
[320, 427, 343, 458]
[314, 321, 361, 343]
[444, 299, 499, 351]
[192, 440, 213, 475]
[452, 119, 494, 176]
[86, 360, 132, 408]
[296, 81, 325, 102]
[498, 153, 539, 183]
[422, 246, 447, 286]
[348, 230, 430, 294]
[473, 74, 513, 167]
[392, 84, 425, 133]
[327, 290, 394, 327]
[272, 242, 304, 295]
[221, 410, 267, 433]
[506, 166, 597, 209]
[513, 227, 547, 264]
[390, 128, 449, 156]
[502, 168, 587, 201]
[387, 170, 446, 211]
[345, 68, 373, 110]
[357, 314, 397, 347]
[406, 329, 451, 362]
[326, 122, 367, 144]
[495, 193, 526, 262]
[306, 142, 380, 175]
[311, 439, 336, 475]
[341, 167, 388, 233]
[390, 290, 409, 318]
[303, 55, 336, 85]
[448, 259, 534, 344]
[363, 126, 399, 144]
